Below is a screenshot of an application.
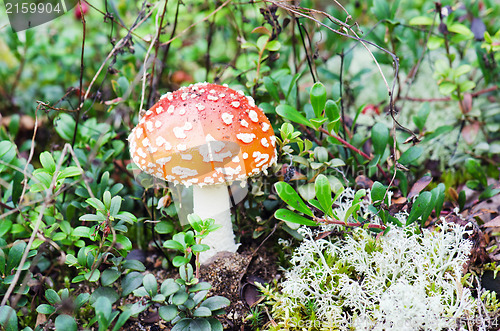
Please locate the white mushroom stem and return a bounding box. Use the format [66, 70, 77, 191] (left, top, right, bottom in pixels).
[193, 184, 239, 264]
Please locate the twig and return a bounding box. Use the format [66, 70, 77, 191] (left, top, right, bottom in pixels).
[402, 86, 498, 102]
[295, 18, 316, 82]
[339, 49, 346, 139]
[139, 3, 162, 113]
[146, 0, 169, 108]
[16, 105, 39, 207]
[318, 127, 389, 179]
[158, 0, 181, 84]
[315, 216, 386, 231]
[78, 2, 154, 110]
[159, 0, 233, 47]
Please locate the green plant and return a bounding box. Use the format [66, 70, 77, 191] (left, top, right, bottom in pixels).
[163, 213, 220, 275]
[133, 266, 229, 330]
[35, 288, 89, 330]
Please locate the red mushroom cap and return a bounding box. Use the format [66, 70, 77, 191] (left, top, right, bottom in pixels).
[128, 83, 277, 187]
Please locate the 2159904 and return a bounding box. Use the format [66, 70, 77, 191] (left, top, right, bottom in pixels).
[5, 1, 66, 14]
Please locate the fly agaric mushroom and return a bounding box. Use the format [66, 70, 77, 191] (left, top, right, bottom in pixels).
[128, 83, 277, 263]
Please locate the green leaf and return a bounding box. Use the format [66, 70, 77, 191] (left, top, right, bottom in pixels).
[7, 241, 26, 272]
[187, 214, 203, 233]
[439, 81, 457, 95]
[103, 191, 111, 210]
[164, 240, 184, 251]
[133, 287, 149, 297]
[172, 290, 189, 305]
[325, 100, 340, 122]
[420, 189, 439, 225]
[0, 305, 18, 331]
[101, 269, 121, 287]
[86, 198, 105, 212]
[207, 317, 224, 331]
[263, 77, 280, 103]
[188, 282, 211, 293]
[434, 185, 445, 218]
[398, 146, 423, 166]
[315, 174, 333, 217]
[111, 309, 133, 331]
[409, 16, 434, 25]
[371, 0, 390, 20]
[200, 296, 230, 311]
[193, 306, 212, 317]
[109, 196, 122, 216]
[115, 212, 137, 224]
[266, 40, 281, 51]
[314, 146, 329, 163]
[71, 226, 91, 238]
[465, 158, 487, 187]
[159, 305, 178, 322]
[191, 244, 209, 253]
[275, 209, 317, 226]
[256, 35, 269, 50]
[448, 23, 473, 37]
[371, 181, 386, 205]
[79, 213, 105, 222]
[115, 234, 132, 251]
[406, 192, 432, 225]
[0, 141, 16, 164]
[121, 272, 144, 296]
[54, 315, 77, 331]
[413, 102, 430, 132]
[122, 260, 146, 272]
[371, 123, 389, 156]
[424, 125, 454, 140]
[58, 167, 82, 179]
[274, 182, 314, 216]
[161, 279, 181, 296]
[454, 64, 472, 78]
[94, 297, 112, 328]
[36, 304, 56, 314]
[40, 152, 56, 173]
[276, 104, 314, 128]
[172, 256, 190, 267]
[458, 190, 466, 211]
[0, 220, 12, 238]
[193, 291, 209, 306]
[310, 82, 327, 118]
[143, 274, 158, 297]
[54, 113, 76, 142]
[152, 294, 166, 302]
[85, 269, 100, 282]
[459, 80, 476, 92]
[75, 293, 90, 309]
[309, 117, 328, 129]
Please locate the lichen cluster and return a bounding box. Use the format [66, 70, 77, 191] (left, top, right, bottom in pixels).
[263, 191, 482, 330]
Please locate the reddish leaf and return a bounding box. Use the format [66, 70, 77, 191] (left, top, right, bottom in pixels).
[407, 176, 432, 200]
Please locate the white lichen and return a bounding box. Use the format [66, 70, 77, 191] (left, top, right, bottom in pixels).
[266, 190, 478, 330]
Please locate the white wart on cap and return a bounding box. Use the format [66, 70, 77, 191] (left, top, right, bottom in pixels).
[128, 83, 277, 186]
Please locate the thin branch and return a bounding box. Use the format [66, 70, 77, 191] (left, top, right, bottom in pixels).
[78, 1, 154, 110]
[146, 0, 169, 108]
[295, 18, 316, 82]
[158, 0, 181, 83]
[318, 127, 389, 179]
[159, 0, 233, 47]
[402, 86, 498, 102]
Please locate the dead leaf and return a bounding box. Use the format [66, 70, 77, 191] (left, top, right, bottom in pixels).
[462, 121, 480, 145]
[407, 176, 432, 200]
[483, 216, 500, 228]
[355, 175, 373, 189]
